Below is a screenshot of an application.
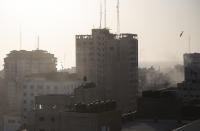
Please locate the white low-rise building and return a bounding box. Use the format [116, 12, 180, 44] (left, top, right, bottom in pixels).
[21, 72, 83, 124]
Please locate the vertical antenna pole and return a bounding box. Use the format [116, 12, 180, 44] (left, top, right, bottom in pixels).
[100, 0, 102, 29]
[19, 25, 22, 50]
[37, 35, 39, 50]
[117, 0, 120, 34]
[104, 0, 107, 28]
[189, 35, 191, 53]
[64, 54, 66, 68]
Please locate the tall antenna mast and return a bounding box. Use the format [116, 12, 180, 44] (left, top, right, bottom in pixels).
[37, 35, 40, 50]
[189, 35, 191, 53]
[104, 0, 107, 28]
[117, 0, 120, 34]
[19, 25, 22, 50]
[100, 0, 102, 29]
[64, 54, 66, 68]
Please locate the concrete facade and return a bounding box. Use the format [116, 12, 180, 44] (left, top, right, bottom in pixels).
[4, 50, 57, 112]
[4, 50, 57, 81]
[76, 29, 138, 113]
[21, 73, 82, 124]
[178, 53, 200, 103]
[136, 89, 181, 120]
[27, 95, 121, 131]
[184, 53, 200, 82]
[3, 114, 21, 131]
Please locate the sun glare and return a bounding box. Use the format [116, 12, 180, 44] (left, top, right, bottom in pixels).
[2, 0, 92, 25]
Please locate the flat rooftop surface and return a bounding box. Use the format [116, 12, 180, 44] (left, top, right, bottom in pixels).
[122, 120, 187, 131]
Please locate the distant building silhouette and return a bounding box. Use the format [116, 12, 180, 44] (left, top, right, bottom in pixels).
[178, 53, 200, 103]
[136, 88, 181, 120]
[4, 50, 57, 112]
[4, 50, 57, 81]
[76, 28, 138, 112]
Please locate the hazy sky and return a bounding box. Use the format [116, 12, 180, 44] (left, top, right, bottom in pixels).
[0, 0, 200, 69]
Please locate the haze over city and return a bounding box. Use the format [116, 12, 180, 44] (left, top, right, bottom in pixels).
[0, 0, 199, 69]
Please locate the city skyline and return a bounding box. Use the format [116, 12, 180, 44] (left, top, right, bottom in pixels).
[0, 0, 200, 70]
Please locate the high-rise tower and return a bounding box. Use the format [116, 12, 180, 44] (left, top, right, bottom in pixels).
[76, 29, 138, 112]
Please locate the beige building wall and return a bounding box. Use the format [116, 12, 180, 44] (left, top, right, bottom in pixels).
[4, 50, 57, 113]
[76, 29, 138, 112]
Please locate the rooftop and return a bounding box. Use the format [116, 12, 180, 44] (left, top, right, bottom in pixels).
[173, 119, 200, 131]
[25, 72, 80, 81]
[5, 50, 56, 59]
[76, 28, 137, 40]
[122, 120, 186, 131]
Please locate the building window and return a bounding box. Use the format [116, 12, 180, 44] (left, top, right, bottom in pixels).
[46, 86, 50, 89]
[37, 85, 42, 89]
[30, 85, 34, 89]
[51, 117, 55, 122]
[8, 120, 15, 123]
[31, 100, 34, 105]
[23, 93, 27, 96]
[109, 47, 114, 51]
[31, 93, 34, 97]
[23, 100, 27, 104]
[23, 85, 27, 89]
[39, 117, 45, 122]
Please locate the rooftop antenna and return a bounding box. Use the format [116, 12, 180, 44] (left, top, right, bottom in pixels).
[64, 54, 66, 68]
[37, 35, 40, 50]
[104, 0, 107, 28]
[19, 25, 22, 50]
[117, 0, 120, 34]
[61, 62, 64, 70]
[188, 35, 191, 53]
[100, 0, 102, 29]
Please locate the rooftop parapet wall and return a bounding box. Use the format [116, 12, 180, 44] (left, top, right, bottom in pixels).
[76, 35, 93, 40]
[76, 34, 137, 40]
[114, 34, 138, 40]
[76, 28, 138, 40]
[5, 50, 57, 63]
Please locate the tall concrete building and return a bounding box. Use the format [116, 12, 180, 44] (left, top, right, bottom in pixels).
[178, 53, 200, 103]
[76, 29, 138, 112]
[4, 50, 57, 112]
[4, 50, 57, 81]
[183, 53, 200, 82]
